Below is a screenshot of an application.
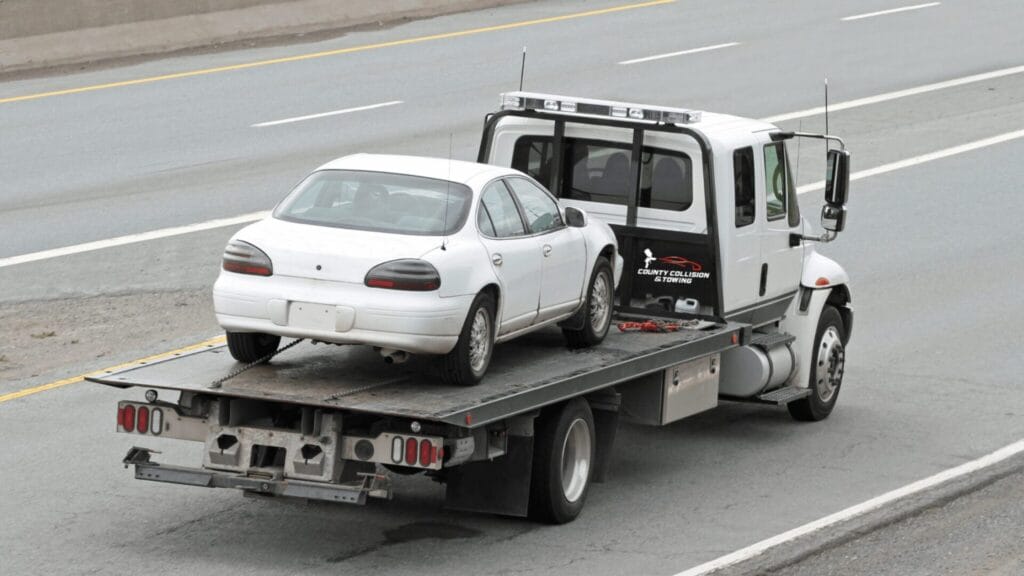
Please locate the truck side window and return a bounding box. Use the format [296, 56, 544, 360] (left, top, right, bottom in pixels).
[480, 181, 527, 238]
[734, 147, 755, 227]
[511, 136, 692, 211]
[763, 143, 790, 221]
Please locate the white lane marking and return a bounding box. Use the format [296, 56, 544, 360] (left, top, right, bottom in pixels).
[796, 128, 1024, 195]
[252, 100, 403, 127]
[618, 42, 740, 65]
[0, 211, 270, 269]
[841, 2, 940, 21]
[674, 438, 1024, 576]
[761, 64, 1024, 124]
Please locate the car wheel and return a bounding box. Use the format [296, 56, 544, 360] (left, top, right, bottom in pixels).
[788, 305, 846, 422]
[226, 331, 281, 363]
[563, 257, 613, 349]
[528, 398, 595, 524]
[440, 291, 495, 387]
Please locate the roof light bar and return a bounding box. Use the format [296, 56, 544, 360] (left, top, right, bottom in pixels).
[499, 91, 701, 124]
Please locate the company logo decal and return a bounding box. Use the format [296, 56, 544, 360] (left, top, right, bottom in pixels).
[638, 249, 710, 284]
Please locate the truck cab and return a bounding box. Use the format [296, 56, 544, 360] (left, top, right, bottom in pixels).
[479, 92, 853, 415]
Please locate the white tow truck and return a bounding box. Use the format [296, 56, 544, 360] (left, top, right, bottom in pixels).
[90, 92, 854, 524]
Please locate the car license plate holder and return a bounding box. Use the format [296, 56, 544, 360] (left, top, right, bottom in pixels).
[288, 302, 335, 331]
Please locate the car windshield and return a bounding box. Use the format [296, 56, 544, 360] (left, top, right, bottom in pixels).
[273, 170, 472, 236]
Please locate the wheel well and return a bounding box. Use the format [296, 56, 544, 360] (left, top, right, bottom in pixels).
[827, 285, 852, 344]
[599, 245, 615, 269]
[480, 283, 500, 315]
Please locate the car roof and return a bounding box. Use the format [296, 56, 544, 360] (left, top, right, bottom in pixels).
[317, 153, 516, 186]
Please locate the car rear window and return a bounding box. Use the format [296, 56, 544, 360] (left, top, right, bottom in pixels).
[273, 170, 471, 236]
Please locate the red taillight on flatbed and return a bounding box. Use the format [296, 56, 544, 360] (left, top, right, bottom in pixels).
[137, 406, 150, 434]
[419, 439, 432, 466]
[405, 437, 417, 465]
[122, 405, 136, 433]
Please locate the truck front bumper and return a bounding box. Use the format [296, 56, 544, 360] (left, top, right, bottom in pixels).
[123, 447, 391, 505]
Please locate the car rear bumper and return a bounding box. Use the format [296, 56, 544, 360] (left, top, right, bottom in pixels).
[214, 273, 470, 355]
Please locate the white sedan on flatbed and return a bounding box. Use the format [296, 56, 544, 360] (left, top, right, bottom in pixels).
[214, 154, 622, 385]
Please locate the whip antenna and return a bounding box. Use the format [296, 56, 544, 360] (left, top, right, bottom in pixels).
[519, 46, 527, 91]
[824, 77, 830, 153]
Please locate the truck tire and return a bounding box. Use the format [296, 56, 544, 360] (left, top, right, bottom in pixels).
[529, 398, 595, 524]
[563, 257, 613, 349]
[440, 292, 495, 387]
[226, 331, 281, 363]
[788, 305, 846, 422]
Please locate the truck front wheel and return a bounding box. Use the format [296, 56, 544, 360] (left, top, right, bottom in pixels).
[529, 398, 595, 524]
[788, 305, 846, 422]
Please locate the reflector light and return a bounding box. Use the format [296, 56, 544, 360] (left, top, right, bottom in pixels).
[500, 91, 702, 124]
[150, 408, 163, 435]
[405, 438, 417, 465]
[430, 445, 438, 464]
[136, 406, 149, 434]
[815, 277, 830, 286]
[123, 405, 136, 433]
[391, 437, 403, 463]
[419, 439, 432, 466]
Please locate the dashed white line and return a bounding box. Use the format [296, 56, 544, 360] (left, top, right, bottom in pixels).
[618, 42, 740, 65]
[796, 128, 1024, 195]
[761, 64, 1024, 124]
[0, 211, 270, 269]
[841, 2, 940, 22]
[252, 100, 403, 127]
[673, 437, 1024, 576]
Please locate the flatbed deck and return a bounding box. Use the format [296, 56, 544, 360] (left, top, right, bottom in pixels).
[89, 322, 740, 428]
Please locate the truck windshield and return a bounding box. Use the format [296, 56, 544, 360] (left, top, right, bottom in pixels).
[273, 170, 471, 236]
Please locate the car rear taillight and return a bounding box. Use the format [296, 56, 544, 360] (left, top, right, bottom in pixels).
[222, 239, 273, 276]
[365, 259, 440, 291]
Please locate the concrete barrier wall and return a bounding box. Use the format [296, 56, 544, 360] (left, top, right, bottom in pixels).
[0, 0, 526, 73]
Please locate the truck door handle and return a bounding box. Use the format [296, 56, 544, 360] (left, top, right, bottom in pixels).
[759, 263, 768, 296]
[492, 254, 503, 266]
[543, 244, 552, 257]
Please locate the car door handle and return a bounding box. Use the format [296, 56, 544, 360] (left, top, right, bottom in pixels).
[492, 254, 503, 266]
[543, 244, 552, 257]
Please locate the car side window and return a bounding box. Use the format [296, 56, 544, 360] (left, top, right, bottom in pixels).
[763, 142, 790, 221]
[480, 181, 526, 238]
[734, 147, 755, 227]
[505, 178, 564, 234]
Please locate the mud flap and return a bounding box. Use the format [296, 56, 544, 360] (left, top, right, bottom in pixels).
[444, 435, 534, 517]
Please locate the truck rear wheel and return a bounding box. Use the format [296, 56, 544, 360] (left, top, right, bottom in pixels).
[226, 331, 280, 363]
[788, 305, 846, 422]
[529, 398, 595, 524]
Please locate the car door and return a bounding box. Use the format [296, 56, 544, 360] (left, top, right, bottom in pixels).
[505, 177, 587, 322]
[477, 180, 542, 335]
[758, 140, 804, 303]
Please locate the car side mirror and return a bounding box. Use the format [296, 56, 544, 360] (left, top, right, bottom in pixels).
[821, 204, 847, 232]
[825, 148, 850, 206]
[564, 206, 587, 228]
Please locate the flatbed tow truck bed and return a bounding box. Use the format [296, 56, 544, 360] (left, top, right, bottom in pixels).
[89, 321, 740, 429]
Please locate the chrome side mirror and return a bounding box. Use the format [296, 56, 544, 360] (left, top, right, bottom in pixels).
[821, 204, 847, 232]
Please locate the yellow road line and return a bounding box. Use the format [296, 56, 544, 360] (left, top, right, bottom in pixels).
[0, 336, 226, 404]
[0, 0, 675, 105]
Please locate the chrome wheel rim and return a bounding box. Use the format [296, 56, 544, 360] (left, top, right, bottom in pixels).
[559, 418, 592, 503]
[589, 271, 612, 333]
[815, 326, 845, 403]
[468, 307, 491, 375]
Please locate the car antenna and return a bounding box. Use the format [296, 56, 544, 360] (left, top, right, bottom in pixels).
[442, 132, 453, 251]
[519, 46, 527, 91]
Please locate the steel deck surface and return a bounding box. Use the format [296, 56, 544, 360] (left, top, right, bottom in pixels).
[88, 323, 740, 427]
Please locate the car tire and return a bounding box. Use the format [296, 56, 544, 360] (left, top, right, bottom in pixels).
[226, 331, 281, 363]
[788, 305, 846, 422]
[563, 257, 614, 349]
[440, 291, 496, 387]
[528, 398, 595, 524]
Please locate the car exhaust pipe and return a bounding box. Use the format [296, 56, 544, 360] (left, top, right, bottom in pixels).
[379, 348, 409, 364]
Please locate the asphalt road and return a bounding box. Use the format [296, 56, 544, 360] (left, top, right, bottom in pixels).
[2, 1, 1024, 575]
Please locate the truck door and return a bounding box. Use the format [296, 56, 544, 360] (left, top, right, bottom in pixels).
[477, 181, 542, 334]
[504, 177, 587, 321]
[758, 140, 803, 303]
